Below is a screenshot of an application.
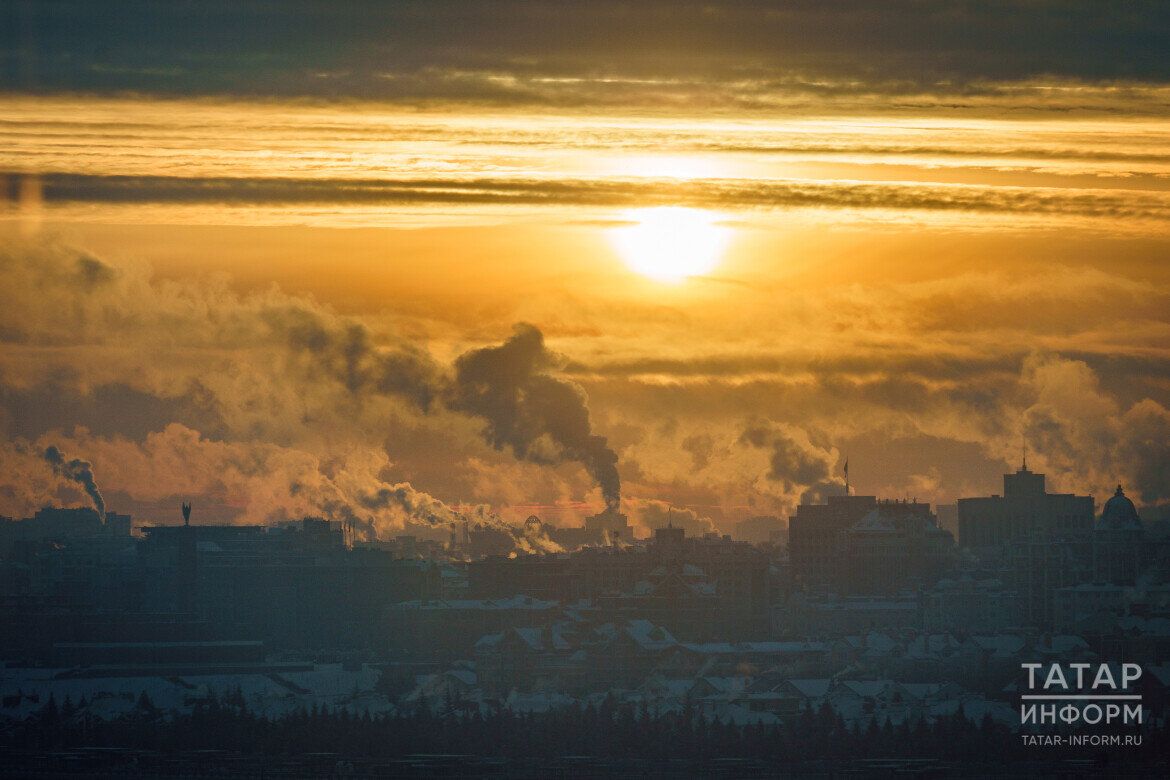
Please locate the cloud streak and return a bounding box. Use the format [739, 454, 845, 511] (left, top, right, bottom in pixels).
[16, 172, 1170, 227]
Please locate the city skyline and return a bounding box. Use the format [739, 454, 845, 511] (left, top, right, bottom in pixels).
[3, 4, 1170, 771]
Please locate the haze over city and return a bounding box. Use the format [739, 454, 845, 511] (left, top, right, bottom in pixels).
[3, 2, 1170, 774]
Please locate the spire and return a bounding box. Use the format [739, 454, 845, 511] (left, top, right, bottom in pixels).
[843, 457, 850, 495]
[1021, 434, 1028, 471]
[181, 501, 191, 527]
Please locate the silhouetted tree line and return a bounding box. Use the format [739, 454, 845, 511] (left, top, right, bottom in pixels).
[3, 691, 1165, 768]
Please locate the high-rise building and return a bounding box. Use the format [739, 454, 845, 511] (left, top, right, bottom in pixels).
[788, 494, 877, 583]
[957, 465, 1093, 548]
[842, 500, 953, 593]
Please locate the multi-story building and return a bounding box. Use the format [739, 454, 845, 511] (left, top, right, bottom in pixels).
[842, 501, 954, 593]
[789, 495, 953, 592]
[957, 464, 1093, 549]
[1093, 485, 1145, 584]
[788, 495, 878, 584]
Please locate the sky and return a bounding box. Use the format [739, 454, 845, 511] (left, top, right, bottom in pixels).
[2, 1, 1169, 537]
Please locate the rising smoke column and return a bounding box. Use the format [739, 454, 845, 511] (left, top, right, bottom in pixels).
[449, 323, 622, 511]
[43, 445, 106, 519]
[740, 423, 846, 506]
[355, 481, 562, 552]
[276, 307, 621, 515]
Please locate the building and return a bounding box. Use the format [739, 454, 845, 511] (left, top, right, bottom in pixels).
[545, 507, 636, 549]
[1093, 485, 1144, 584]
[0, 507, 131, 558]
[924, 576, 1018, 633]
[841, 501, 954, 593]
[582, 507, 635, 544]
[935, 503, 959, 538]
[783, 593, 921, 636]
[957, 464, 1093, 549]
[733, 515, 785, 545]
[788, 495, 952, 591]
[140, 516, 440, 651]
[788, 495, 878, 584]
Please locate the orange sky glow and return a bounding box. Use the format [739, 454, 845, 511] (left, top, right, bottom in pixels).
[3, 9, 1170, 537]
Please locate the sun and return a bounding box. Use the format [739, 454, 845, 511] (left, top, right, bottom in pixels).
[609, 207, 730, 282]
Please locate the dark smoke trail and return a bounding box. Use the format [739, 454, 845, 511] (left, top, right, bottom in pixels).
[449, 323, 621, 511]
[43, 445, 106, 520]
[281, 311, 621, 513]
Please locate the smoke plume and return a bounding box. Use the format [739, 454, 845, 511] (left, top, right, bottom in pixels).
[355, 481, 562, 553]
[449, 323, 621, 511]
[278, 310, 621, 513]
[740, 423, 846, 505]
[43, 444, 106, 520]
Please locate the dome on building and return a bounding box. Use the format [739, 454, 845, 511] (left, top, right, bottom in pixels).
[1097, 484, 1142, 532]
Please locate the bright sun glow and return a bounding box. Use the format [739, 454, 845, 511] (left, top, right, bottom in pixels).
[609, 207, 730, 282]
[616, 154, 725, 180]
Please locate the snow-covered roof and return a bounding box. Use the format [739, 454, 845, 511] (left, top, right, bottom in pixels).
[965, 634, 1026, 657]
[784, 678, 832, 699]
[512, 627, 544, 651]
[901, 683, 946, 700]
[688, 582, 716, 597]
[906, 633, 960, 659]
[1033, 635, 1091, 655]
[475, 633, 503, 650]
[1117, 616, 1170, 636]
[623, 620, 677, 650]
[698, 676, 748, 694]
[842, 632, 898, 655]
[639, 677, 695, 698]
[681, 640, 827, 656]
[444, 669, 477, 686]
[839, 680, 892, 699]
[852, 509, 896, 532]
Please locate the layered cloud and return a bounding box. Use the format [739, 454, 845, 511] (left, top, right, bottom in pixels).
[1, 236, 1167, 531]
[4, 95, 1168, 237]
[5, 2, 1170, 110]
[19, 173, 1170, 230]
[0, 241, 623, 533]
[2, 2, 1167, 536]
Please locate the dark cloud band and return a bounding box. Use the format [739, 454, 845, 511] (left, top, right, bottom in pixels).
[5, 2, 1170, 101]
[16, 172, 1170, 223]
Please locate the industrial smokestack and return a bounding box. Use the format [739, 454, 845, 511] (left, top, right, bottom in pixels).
[43, 445, 106, 521]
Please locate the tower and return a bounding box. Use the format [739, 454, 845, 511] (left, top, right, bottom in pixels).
[177, 502, 197, 614]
